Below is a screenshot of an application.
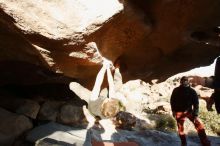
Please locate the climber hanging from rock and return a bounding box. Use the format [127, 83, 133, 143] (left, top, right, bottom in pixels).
[69, 57, 127, 121]
[69, 55, 139, 131]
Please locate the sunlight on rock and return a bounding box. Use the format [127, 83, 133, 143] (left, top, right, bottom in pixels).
[1, 0, 123, 38]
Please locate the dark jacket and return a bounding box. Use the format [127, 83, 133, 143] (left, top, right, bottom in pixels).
[170, 85, 199, 116]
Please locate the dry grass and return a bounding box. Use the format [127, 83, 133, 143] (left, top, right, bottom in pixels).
[199, 103, 220, 136]
[155, 114, 177, 132]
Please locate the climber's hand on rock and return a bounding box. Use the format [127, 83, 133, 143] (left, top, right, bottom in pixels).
[110, 64, 115, 70]
[102, 58, 113, 68]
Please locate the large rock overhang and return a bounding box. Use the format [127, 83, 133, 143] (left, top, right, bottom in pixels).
[0, 0, 220, 89]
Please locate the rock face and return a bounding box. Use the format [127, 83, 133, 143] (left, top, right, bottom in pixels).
[26, 122, 220, 146]
[0, 0, 220, 88]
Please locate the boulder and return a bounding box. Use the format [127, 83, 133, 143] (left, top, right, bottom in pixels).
[38, 101, 63, 121]
[0, 95, 40, 119]
[25, 121, 220, 146]
[26, 122, 90, 146]
[0, 107, 33, 146]
[59, 104, 85, 126]
[15, 99, 40, 119]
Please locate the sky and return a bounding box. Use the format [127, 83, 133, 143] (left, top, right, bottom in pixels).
[189, 60, 216, 77]
[170, 58, 217, 79]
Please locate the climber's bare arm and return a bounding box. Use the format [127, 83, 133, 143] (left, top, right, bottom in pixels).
[90, 63, 107, 101]
[107, 66, 115, 98]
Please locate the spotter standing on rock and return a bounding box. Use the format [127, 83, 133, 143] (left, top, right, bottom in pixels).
[170, 76, 211, 146]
